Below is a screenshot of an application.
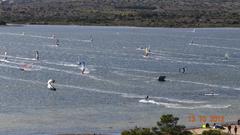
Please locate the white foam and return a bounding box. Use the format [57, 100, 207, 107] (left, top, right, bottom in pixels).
[168, 79, 240, 91]
[154, 97, 206, 104]
[191, 43, 240, 51]
[54, 37, 92, 43]
[120, 93, 205, 104]
[0, 63, 22, 69]
[153, 55, 238, 68]
[193, 35, 240, 41]
[204, 93, 219, 96]
[143, 48, 240, 64]
[139, 99, 163, 105]
[139, 99, 231, 109]
[0, 32, 92, 43]
[0, 54, 35, 62]
[0, 74, 224, 109]
[29, 35, 51, 39]
[136, 48, 144, 51]
[81, 68, 90, 74]
[42, 61, 79, 67]
[0, 55, 89, 71]
[0, 59, 10, 63]
[110, 66, 164, 74]
[0, 32, 25, 36]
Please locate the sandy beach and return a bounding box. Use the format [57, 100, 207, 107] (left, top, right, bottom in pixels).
[189, 125, 240, 135]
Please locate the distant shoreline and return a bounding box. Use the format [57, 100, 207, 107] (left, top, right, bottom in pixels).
[3, 22, 240, 28]
[2, 0, 240, 29]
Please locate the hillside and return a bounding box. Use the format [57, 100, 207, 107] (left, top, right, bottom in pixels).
[0, 0, 240, 27]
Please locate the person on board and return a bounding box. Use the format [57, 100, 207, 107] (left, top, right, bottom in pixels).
[56, 39, 60, 47]
[4, 52, 7, 60]
[179, 67, 187, 73]
[79, 62, 86, 74]
[144, 47, 150, 56]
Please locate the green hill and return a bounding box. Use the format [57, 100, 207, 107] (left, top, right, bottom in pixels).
[1, 0, 240, 27]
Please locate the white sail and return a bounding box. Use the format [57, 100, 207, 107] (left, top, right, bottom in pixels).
[192, 28, 196, 33]
[224, 53, 229, 60]
[4, 52, 7, 60]
[47, 79, 56, 90]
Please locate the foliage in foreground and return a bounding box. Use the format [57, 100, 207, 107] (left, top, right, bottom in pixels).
[122, 127, 154, 135]
[121, 114, 192, 135]
[121, 114, 231, 135]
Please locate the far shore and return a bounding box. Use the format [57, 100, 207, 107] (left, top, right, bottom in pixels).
[1, 22, 240, 28]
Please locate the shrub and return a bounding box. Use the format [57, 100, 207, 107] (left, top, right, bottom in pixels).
[122, 127, 154, 135]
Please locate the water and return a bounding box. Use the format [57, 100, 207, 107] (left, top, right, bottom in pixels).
[0, 25, 240, 134]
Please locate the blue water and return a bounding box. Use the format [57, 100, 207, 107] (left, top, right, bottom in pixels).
[0, 25, 240, 134]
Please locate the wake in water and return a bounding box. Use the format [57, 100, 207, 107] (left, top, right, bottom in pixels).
[0, 61, 41, 71]
[168, 79, 240, 91]
[0, 27, 238, 112]
[204, 93, 219, 96]
[112, 70, 240, 92]
[2, 50, 239, 93]
[0, 32, 93, 44]
[0, 56, 126, 87]
[29, 34, 93, 43]
[190, 43, 240, 51]
[0, 59, 10, 63]
[0, 73, 227, 109]
[138, 99, 230, 109]
[136, 46, 240, 68]
[151, 55, 239, 69]
[0, 32, 25, 36]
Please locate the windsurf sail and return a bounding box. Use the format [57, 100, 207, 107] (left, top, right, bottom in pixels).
[179, 67, 187, 73]
[47, 79, 56, 91]
[189, 40, 194, 45]
[192, 28, 196, 33]
[79, 62, 86, 74]
[4, 52, 7, 60]
[35, 51, 39, 60]
[76, 56, 81, 65]
[90, 35, 93, 42]
[56, 39, 60, 46]
[224, 53, 229, 60]
[144, 47, 150, 56]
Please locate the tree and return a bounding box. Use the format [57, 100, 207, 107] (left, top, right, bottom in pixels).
[122, 127, 155, 135]
[152, 114, 192, 135]
[121, 114, 192, 135]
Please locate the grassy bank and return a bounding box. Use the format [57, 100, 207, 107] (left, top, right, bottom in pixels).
[1, 0, 240, 27]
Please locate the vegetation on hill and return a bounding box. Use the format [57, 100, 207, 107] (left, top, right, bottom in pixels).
[0, 0, 240, 27]
[0, 20, 6, 25]
[122, 114, 192, 135]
